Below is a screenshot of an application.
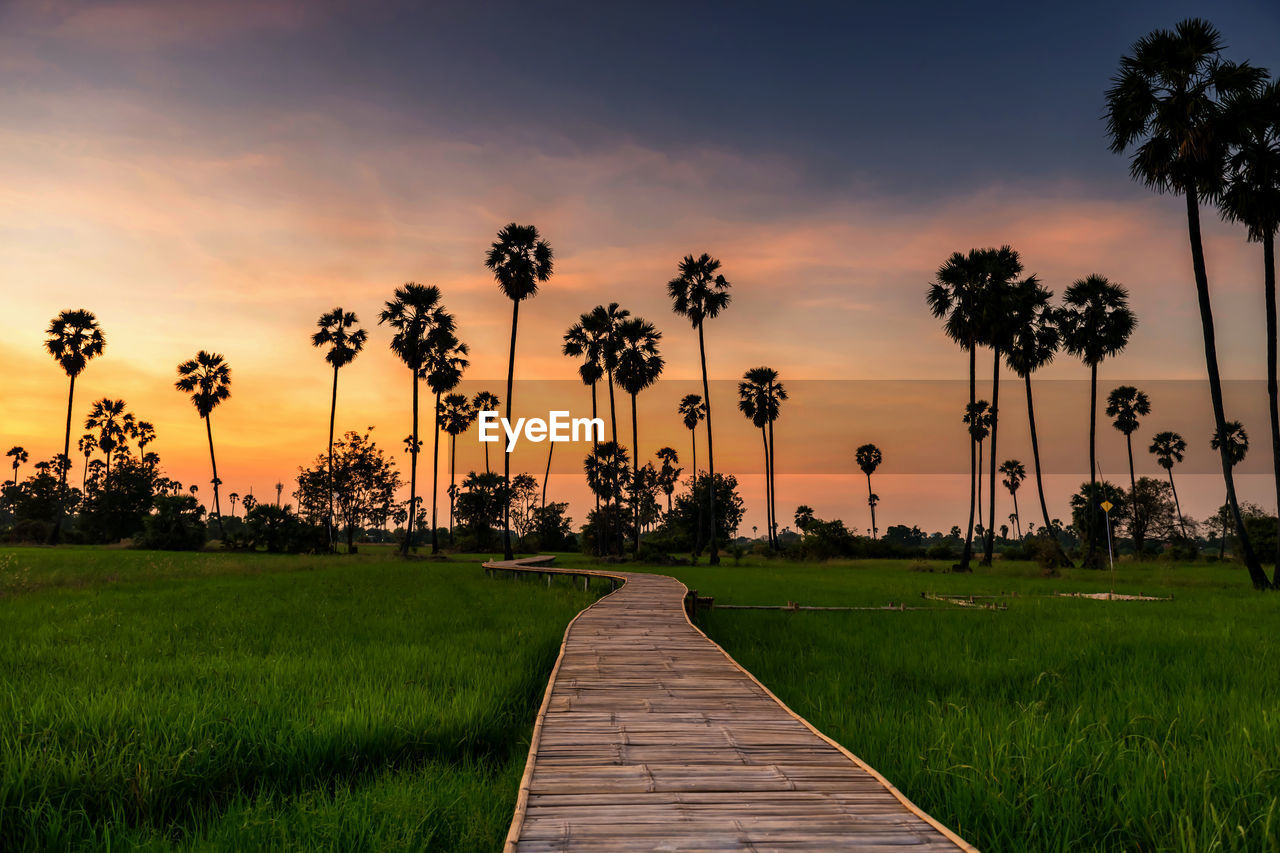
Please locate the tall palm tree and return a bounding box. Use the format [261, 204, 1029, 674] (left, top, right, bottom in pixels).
[613, 317, 664, 553]
[738, 367, 786, 548]
[1219, 81, 1280, 576]
[678, 393, 706, 555]
[7, 447, 27, 487]
[928, 251, 989, 572]
[312, 307, 368, 552]
[380, 282, 450, 556]
[229, 492, 239, 518]
[1150, 431, 1189, 536]
[1005, 276, 1062, 546]
[1211, 421, 1250, 559]
[963, 400, 990, 531]
[1106, 17, 1270, 589]
[425, 327, 468, 555]
[1106, 385, 1153, 555]
[84, 399, 133, 489]
[134, 421, 156, 467]
[439, 392, 476, 542]
[486, 223, 554, 560]
[855, 444, 883, 539]
[655, 447, 681, 515]
[564, 315, 607, 541]
[175, 352, 232, 538]
[998, 459, 1026, 540]
[1058, 275, 1136, 568]
[582, 303, 630, 445]
[471, 391, 500, 474]
[44, 309, 105, 542]
[585, 441, 629, 554]
[668, 254, 732, 565]
[976, 251, 1026, 566]
[76, 434, 95, 493]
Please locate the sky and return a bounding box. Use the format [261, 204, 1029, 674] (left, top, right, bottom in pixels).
[2, 0, 1280, 536]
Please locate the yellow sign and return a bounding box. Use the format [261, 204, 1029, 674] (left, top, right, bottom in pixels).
[1100, 500, 1113, 513]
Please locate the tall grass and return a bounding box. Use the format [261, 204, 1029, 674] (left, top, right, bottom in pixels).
[0, 548, 595, 851]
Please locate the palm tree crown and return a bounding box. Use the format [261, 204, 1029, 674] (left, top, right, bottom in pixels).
[737, 367, 787, 428]
[380, 283, 449, 370]
[1219, 81, 1280, 243]
[175, 352, 232, 416]
[1059, 276, 1136, 366]
[668, 254, 732, 326]
[45, 309, 105, 378]
[1212, 421, 1250, 466]
[679, 394, 706, 431]
[1150, 431, 1187, 469]
[313, 307, 368, 368]
[856, 444, 882, 477]
[1106, 386, 1152, 436]
[1005, 278, 1059, 377]
[613, 319, 664, 396]
[485, 223, 553, 301]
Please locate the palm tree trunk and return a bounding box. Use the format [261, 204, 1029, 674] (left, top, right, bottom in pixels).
[960, 344, 976, 572]
[690, 427, 701, 557]
[205, 413, 225, 539]
[983, 349, 1000, 565]
[81, 455, 88, 494]
[759, 426, 772, 545]
[503, 301, 518, 561]
[1185, 188, 1270, 589]
[1025, 374, 1053, 534]
[1264, 233, 1280, 585]
[431, 390, 442, 554]
[1087, 361, 1099, 567]
[1167, 467, 1186, 537]
[1126, 432, 1142, 558]
[866, 472, 877, 539]
[698, 322, 719, 565]
[631, 391, 641, 553]
[328, 364, 339, 553]
[49, 374, 77, 545]
[607, 369, 618, 446]
[403, 370, 418, 557]
[767, 408, 778, 549]
[591, 381, 601, 556]
[449, 433, 457, 544]
[1012, 491, 1021, 539]
[976, 441, 984, 537]
[542, 442, 553, 511]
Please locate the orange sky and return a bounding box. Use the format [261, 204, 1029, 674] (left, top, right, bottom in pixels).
[3, 1, 1279, 534]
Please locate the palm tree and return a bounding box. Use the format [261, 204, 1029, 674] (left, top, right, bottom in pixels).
[855, 444, 883, 539]
[84, 399, 133, 489]
[486, 223, 554, 560]
[439, 392, 476, 542]
[1106, 385, 1153, 555]
[999, 459, 1026, 540]
[275, 481, 283, 507]
[7, 447, 27, 487]
[175, 351, 232, 538]
[76, 433, 95, 493]
[1005, 276, 1062, 547]
[471, 391, 500, 474]
[1106, 17, 1270, 589]
[928, 251, 989, 572]
[678, 393, 707, 556]
[963, 400, 991, 527]
[425, 327, 468, 555]
[1058, 275, 1136, 567]
[312, 307, 368, 552]
[655, 447, 681, 515]
[582, 303, 630, 445]
[380, 282, 449, 556]
[613, 317, 664, 553]
[738, 368, 786, 548]
[585, 441, 629, 554]
[1219, 81, 1280, 576]
[44, 309, 105, 542]
[564, 315, 607, 540]
[1150, 431, 1189, 537]
[1211, 421, 1250, 559]
[134, 421, 156, 467]
[229, 492, 240, 518]
[668, 254, 732, 564]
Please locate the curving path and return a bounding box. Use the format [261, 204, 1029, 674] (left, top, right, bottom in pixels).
[487, 558, 977, 853]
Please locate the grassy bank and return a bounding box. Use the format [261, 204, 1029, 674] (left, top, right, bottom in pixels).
[0, 547, 597, 851]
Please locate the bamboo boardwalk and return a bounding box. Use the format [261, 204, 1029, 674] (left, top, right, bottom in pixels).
[486, 557, 977, 853]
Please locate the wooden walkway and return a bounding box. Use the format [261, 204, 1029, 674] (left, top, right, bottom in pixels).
[486, 557, 977, 853]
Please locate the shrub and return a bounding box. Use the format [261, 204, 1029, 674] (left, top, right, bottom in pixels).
[137, 495, 207, 551]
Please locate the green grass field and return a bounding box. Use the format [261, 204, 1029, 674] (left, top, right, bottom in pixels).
[0, 546, 598, 851]
[4, 547, 1278, 852]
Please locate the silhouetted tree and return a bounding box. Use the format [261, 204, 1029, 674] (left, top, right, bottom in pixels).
[738, 367, 786, 548]
[84, 399, 133, 490]
[856, 443, 883, 539]
[175, 351, 231, 538]
[76, 433, 95, 493]
[678, 393, 706, 555]
[44, 309, 105, 542]
[7, 447, 27, 487]
[1059, 274, 1135, 567]
[1106, 385, 1152, 555]
[312, 307, 367, 551]
[669, 254, 731, 564]
[999, 459, 1026, 540]
[614, 317, 664, 552]
[1106, 17, 1270, 588]
[471, 391, 500, 474]
[424, 327, 468, 554]
[439, 392, 476, 542]
[655, 447, 681, 515]
[1150, 431, 1189, 536]
[486, 223, 554, 560]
